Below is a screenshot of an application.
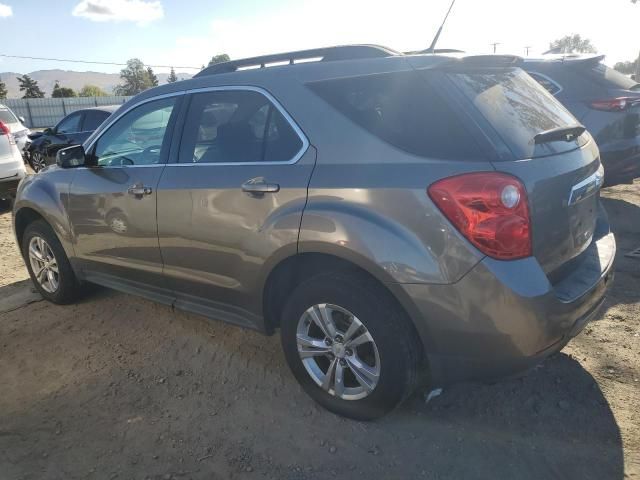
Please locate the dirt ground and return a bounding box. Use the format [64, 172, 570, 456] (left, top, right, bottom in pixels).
[0, 183, 638, 480]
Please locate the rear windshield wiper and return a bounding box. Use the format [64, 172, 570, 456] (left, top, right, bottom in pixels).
[534, 125, 586, 144]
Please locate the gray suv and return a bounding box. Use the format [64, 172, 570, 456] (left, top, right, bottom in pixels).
[13, 46, 615, 419]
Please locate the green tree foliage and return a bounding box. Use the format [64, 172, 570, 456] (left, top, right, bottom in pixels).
[0, 78, 7, 99]
[79, 84, 108, 97]
[208, 54, 230, 66]
[51, 80, 77, 98]
[167, 67, 178, 83]
[114, 59, 157, 96]
[146, 67, 159, 87]
[549, 34, 596, 54]
[17, 74, 45, 99]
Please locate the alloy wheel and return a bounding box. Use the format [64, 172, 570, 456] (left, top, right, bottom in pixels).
[28, 236, 59, 293]
[296, 303, 380, 401]
[31, 152, 46, 172]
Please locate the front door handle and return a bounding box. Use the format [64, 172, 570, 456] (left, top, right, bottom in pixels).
[127, 185, 153, 197]
[241, 177, 280, 195]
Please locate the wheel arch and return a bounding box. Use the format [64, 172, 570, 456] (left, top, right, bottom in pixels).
[261, 250, 432, 362]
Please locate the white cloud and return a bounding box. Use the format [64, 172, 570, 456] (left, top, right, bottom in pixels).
[0, 3, 13, 18]
[72, 0, 163, 26]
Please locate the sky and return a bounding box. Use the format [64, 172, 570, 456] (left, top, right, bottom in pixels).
[0, 0, 638, 76]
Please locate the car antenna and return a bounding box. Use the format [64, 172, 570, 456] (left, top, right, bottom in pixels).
[425, 0, 457, 53]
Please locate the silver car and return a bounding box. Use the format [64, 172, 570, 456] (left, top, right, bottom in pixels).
[13, 46, 615, 419]
[0, 104, 30, 154]
[0, 116, 27, 201]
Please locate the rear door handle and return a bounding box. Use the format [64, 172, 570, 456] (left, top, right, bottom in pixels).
[127, 185, 153, 197]
[241, 177, 280, 195]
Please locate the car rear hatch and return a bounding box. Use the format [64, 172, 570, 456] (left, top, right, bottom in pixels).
[412, 55, 604, 274]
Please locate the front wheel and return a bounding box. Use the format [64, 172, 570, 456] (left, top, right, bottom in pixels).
[280, 271, 422, 420]
[29, 151, 47, 172]
[22, 220, 82, 304]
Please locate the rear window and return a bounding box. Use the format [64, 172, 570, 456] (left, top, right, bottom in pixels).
[447, 68, 584, 159]
[0, 108, 18, 124]
[307, 71, 484, 160]
[82, 110, 110, 131]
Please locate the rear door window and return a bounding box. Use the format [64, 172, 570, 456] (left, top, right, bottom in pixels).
[308, 71, 484, 160]
[179, 90, 304, 164]
[447, 68, 585, 159]
[82, 110, 110, 131]
[57, 112, 83, 134]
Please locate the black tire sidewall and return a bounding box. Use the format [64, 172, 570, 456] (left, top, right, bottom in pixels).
[281, 272, 417, 420]
[22, 220, 79, 304]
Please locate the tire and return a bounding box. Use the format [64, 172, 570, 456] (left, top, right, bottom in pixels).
[29, 151, 47, 173]
[280, 271, 422, 420]
[21, 219, 82, 304]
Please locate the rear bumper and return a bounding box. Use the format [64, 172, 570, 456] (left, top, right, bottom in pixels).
[397, 229, 616, 386]
[0, 169, 26, 199]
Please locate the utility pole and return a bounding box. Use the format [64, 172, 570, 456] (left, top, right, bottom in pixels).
[636, 49, 640, 81]
[524, 46, 532, 56]
[490, 42, 501, 54]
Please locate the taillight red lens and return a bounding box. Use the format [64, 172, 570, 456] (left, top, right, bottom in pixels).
[589, 97, 640, 112]
[0, 121, 15, 145]
[428, 172, 531, 260]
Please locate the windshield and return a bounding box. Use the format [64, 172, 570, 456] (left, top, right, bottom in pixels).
[447, 68, 586, 159]
[0, 108, 19, 125]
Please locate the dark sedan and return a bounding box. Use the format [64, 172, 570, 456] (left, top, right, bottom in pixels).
[26, 106, 118, 172]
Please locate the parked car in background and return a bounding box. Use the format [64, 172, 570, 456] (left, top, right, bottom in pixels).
[521, 54, 640, 185]
[0, 119, 27, 202]
[0, 104, 31, 155]
[13, 46, 615, 419]
[25, 106, 118, 172]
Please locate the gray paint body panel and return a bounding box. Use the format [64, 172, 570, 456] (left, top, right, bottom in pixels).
[13, 51, 616, 386]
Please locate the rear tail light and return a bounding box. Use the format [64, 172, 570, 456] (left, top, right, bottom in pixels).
[428, 172, 531, 260]
[0, 121, 16, 145]
[589, 97, 640, 112]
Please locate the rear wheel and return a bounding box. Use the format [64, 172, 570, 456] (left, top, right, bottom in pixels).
[22, 220, 82, 304]
[280, 271, 421, 420]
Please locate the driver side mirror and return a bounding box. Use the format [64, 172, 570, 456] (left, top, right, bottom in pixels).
[57, 145, 87, 168]
[18, 116, 26, 124]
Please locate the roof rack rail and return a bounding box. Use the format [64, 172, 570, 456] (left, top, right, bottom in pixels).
[194, 45, 399, 77]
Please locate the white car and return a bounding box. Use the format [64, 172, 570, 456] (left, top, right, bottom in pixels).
[0, 104, 31, 154]
[0, 119, 27, 201]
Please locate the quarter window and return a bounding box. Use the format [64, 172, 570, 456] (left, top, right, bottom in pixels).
[92, 97, 177, 167]
[179, 90, 304, 164]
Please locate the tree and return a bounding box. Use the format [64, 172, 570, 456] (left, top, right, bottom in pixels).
[167, 67, 178, 83]
[17, 74, 45, 99]
[208, 54, 230, 66]
[146, 67, 159, 87]
[113, 58, 156, 96]
[79, 84, 108, 97]
[548, 34, 596, 54]
[614, 59, 638, 75]
[0, 77, 7, 99]
[51, 80, 77, 98]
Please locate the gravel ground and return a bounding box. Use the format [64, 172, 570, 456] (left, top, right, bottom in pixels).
[0, 183, 638, 480]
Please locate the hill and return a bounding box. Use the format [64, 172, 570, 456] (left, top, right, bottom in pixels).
[0, 69, 193, 98]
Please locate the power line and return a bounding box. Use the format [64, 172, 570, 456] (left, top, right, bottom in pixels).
[0, 53, 201, 70]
